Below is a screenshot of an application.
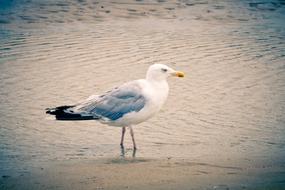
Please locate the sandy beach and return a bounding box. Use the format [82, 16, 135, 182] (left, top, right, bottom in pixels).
[2, 156, 285, 190]
[1, 0, 285, 189]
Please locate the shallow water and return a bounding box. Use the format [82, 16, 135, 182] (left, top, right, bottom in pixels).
[1, 0, 285, 188]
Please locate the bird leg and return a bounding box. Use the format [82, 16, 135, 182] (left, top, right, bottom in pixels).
[129, 126, 137, 150]
[120, 145, 125, 158]
[132, 148, 137, 158]
[120, 126, 126, 147]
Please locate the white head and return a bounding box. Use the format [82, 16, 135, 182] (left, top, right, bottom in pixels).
[146, 64, 184, 81]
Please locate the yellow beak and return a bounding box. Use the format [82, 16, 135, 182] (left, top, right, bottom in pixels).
[173, 71, 185, 78]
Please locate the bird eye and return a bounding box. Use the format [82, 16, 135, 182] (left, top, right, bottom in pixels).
[161, 68, 168, 72]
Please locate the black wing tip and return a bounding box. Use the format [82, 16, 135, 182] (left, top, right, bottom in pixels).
[45, 105, 74, 115]
[55, 115, 95, 120]
[45, 105, 98, 120]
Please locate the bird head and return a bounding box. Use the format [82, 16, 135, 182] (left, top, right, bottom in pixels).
[146, 64, 184, 81]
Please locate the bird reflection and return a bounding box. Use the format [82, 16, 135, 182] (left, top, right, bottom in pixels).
[120, 145, 136, 158]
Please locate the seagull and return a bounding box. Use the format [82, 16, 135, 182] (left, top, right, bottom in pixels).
[46, 64, 184, 149]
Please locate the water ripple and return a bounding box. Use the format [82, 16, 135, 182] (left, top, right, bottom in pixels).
[0, 0, 285, 176]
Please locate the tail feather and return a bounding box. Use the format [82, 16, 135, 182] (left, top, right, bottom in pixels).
[46, 105, 95, 120]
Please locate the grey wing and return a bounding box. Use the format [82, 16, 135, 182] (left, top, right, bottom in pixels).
[70, 82, 146, 121]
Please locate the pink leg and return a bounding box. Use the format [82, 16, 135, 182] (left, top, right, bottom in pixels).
[120, 127, 126, 147]
[129, 126, 137, 149]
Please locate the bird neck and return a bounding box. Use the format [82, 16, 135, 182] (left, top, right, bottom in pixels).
[147, 79, 169, 111]
[148, 78, 169, 95]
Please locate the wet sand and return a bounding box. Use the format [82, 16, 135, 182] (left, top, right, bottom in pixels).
[1, 156, 285, 190]
[1, 0, 285, 189]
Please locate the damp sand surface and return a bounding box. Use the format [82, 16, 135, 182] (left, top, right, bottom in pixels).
[1, 156, 285, 190]
[0, 0, 285, 189]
